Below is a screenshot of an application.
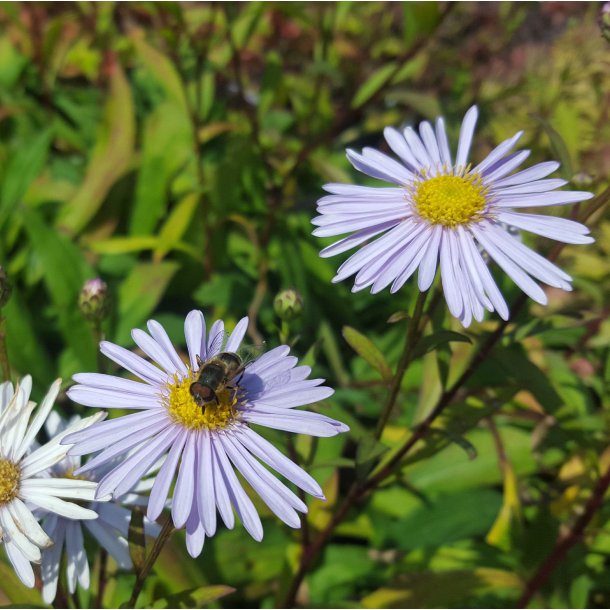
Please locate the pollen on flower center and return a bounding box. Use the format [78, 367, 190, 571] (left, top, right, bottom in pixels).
[413, 173, 487, 227]
[0, 459, 20, 505]
[165, 372, 239, 431]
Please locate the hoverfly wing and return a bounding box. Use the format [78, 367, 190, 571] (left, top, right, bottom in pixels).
[237, 341, 266, 368]
[207, 329, 230, 358]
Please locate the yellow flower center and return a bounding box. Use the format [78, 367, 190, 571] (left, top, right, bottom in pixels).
[0, 459, 20, 505]
[165, 372, 239, 431]
[413, 173, 487, 227]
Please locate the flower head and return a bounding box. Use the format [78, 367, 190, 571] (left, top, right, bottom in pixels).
[64, 312, 348, 557]
[312, 106, 594, 326]
[40, 411, 159, 604]
[0, 377, 103, 587]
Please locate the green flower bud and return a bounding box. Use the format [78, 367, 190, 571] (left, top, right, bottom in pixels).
[0, 268, 11, 309]
[273, 289, 303, 322]
[79, 278, 110, 323]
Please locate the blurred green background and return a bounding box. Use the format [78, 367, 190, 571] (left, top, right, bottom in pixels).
[1, 1, 610, 608]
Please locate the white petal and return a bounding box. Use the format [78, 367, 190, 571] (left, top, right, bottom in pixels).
[100, 341, 168, 386]
[417, 224, 442, 291]
[435, 117, 452, 167]
[171, 432, 197, 528]
[196, 430, 217, 536]
[491, 161, 560, 188]
[148, 429, 188, 522]
[471, 224, 548, 305]
[7, 498, 52, 548]
[224, 317, 249, 353]
[455, 106, 478, 169]
[212, 438, 263, 541]
[473, 131, 523, 175]
[5, 539, 35, 588]
[185, 310, 206, 369]
[236, 427, 324, 499]
[383, 127, 421, 171]
[147, 319, 188, 376]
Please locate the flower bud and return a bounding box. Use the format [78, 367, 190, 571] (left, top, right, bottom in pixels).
[79, 278, 110, 323]
[273, 289, 303, 322]
[0, 267, 11, 309]
[601, 2, 610, 42]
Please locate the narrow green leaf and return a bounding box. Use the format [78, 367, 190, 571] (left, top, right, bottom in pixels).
[343, 326, 393, 381]
[128, 507, 146, 573]
[58, 62, 135, 234]
[387, 311, 410, 324]
[351, 63, 397, 109]
[151, 585, 235, 609]
[115, 262, 179, 344]
[414, 330, 471, 357]
[531, 114, 574, 179]
[0, 128, 52, 226]
[154, 193, 199, 262]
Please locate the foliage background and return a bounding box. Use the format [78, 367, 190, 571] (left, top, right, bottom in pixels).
[0, 1, 610, 608]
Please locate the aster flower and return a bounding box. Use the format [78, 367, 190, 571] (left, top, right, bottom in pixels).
[312, 106, 594, 326]
[63, 312, 348, 557]
[40, 412, 159, 604]
[0, 377, 103, 588]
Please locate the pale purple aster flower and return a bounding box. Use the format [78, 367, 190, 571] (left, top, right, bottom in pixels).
[312, 105, 594, 326]
[0, 377, 103, 588]
[40, 412, 160, 604]
[63, 312, 347, 557]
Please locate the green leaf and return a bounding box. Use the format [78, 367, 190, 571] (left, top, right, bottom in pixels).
[0, 129, 52, 226]
[130, 101, 192, 236]
[115, 262, 179, 344]
[387, 311, 409, 324]
[58, 62, 135, 234]
[362, 568, 522, 609]
[351, 62, 398, 109]
[130, 30, 188, 112]
[531, 114, 574, 180]
[128, 507, 146, 573]
[343, 326, 393, 381]
[414, 330, 471, 357]
[154, 193, 199, 262]
[21, 207, 96, 372]
[151, 585, 235, 609]
[486, 461, 522, 551]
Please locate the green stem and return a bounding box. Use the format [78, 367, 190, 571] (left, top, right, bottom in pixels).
[0, 315, 10, 382]
[375, 290, 428, 439]
[95, 549, 108, 608]
[126, 515, 174, 609]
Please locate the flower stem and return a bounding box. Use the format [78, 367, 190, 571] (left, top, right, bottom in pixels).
[375, 290, 428, 439]
[280, 298, 514, 609]
[95, 549, 108, 608]
[0, 315, 11, 382]
[126, 514, 174, 608]
[517, 454, 610, 608]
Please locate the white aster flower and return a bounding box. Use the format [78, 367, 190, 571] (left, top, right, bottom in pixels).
[0, 377, 103, 588]
[40, 411, 159, 604]
[64, 312, 348, 557]
[312, 105, 594, 326]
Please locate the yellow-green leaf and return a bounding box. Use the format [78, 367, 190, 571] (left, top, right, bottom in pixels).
[343, 326, 392, 381]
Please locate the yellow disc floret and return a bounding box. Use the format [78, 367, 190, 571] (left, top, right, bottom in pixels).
[0, 459, 20, 505]
[165, 372, 238, 431]
[413, 173, 487, 227]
